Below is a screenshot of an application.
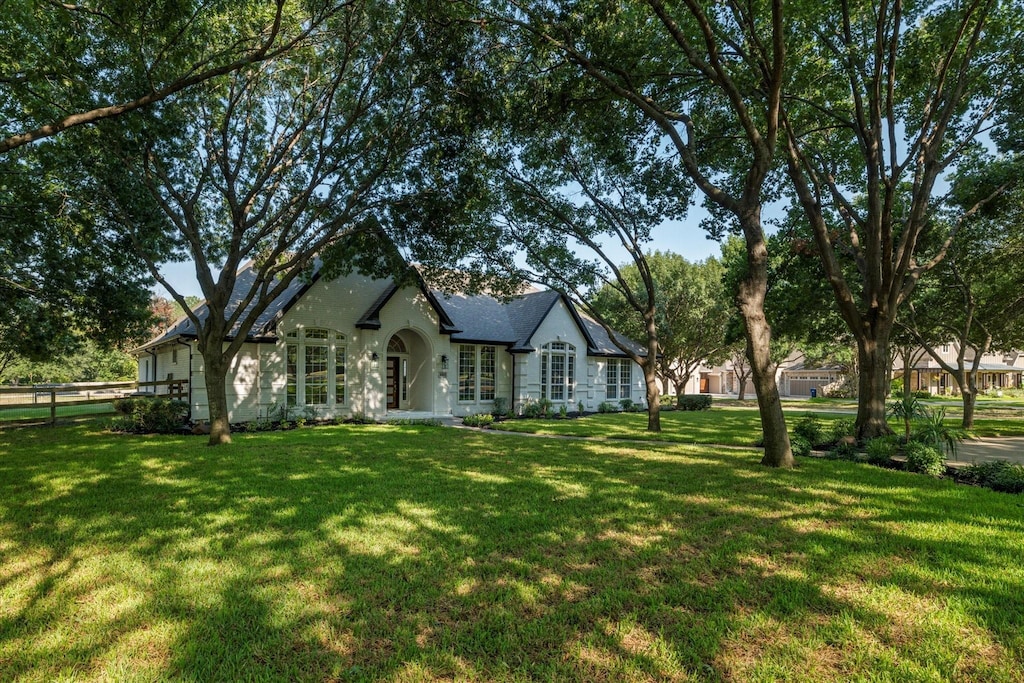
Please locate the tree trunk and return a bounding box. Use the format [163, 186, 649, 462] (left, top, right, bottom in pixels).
[736, 228, 792, 468]
[644, 359, 661, 432]
[203, 351, 233, 445]
[855, 335, 893, 441]
[962, 388, 977, 429]
[674, 380, 686, 397]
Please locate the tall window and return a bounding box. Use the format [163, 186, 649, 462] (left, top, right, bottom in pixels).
[282, 328, 346, 407]
[457, 344, 498, 402]
[459, 345, 476, 401]
[606, 358, 632, 400]
[480, 346, 496, 401]
[540, 342, 576, 402]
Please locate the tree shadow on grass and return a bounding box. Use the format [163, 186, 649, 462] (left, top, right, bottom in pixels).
[0, 423, 1022, 680]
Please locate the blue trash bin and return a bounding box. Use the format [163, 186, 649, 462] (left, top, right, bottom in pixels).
[810, 388, 817, 398]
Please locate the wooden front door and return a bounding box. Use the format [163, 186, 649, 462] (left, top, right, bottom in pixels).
[699, 377, 709, 394]
[386, 356, 400, 409]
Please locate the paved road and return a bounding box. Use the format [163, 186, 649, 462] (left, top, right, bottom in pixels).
[952, 437, 1024, 465]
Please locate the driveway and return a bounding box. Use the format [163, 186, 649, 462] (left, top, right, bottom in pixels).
[952, 437, 1024, 466]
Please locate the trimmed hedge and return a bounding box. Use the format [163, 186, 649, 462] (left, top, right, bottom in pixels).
[110, 396, 189, 434]
[677, 394, 712, 411]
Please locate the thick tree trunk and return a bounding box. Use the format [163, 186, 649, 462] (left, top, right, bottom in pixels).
[856, 335, 894, 440]
[674, 380, 686, 397]
[644, 360, 661, 432]
[954, 368, 979, 429]
[962, 388, 977, 429]
[736, 374, 747, 401]
[203, 351, 232, 445]
[736, 228, 792, 468]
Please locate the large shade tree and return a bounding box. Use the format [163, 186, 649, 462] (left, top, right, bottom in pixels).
[778, 0, 1020, 439]
[1, 0, 335, 369]
[478, 0, 795, 466]
[95, 0, 464, 444]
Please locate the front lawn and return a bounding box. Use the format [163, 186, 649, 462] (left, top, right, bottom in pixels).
[1, 424, 1022, 681]
[492, 408, 848, 447]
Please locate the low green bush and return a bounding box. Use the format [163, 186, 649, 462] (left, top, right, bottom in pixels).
[491, 397, 509, 418]
[826, 441, 859, 461]
[955, 461, 1024, 494]
[618, 398, 634, 412]
[828, 418, 856, 445]
[789, 434, 812, 458]
[903, 441, 945, 476]
[677, 394, 712, 411]
[462, 413, 494, 428]
[864, 436, 899, 466]
[522, 400, 543, 418]
[109, 397, 189, 434]
[792, 415, 827, 448]
[598, 401, 617, 414]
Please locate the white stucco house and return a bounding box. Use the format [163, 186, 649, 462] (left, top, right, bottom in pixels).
[134, 266, 646, 423]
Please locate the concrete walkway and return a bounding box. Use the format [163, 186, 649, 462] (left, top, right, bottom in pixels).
[953, 437, 1024, 466]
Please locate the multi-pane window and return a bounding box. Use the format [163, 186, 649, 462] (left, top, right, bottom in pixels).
[305, 344, 328, 405]
[606, 358, 632, 400]
[457, 344, 499, 402]
[540, 342, 576, 402]
[480, 346, 496, 401]
[282, 328, 346, 407]
[335, 347, 346, 405]
[459, 345, 476, 401]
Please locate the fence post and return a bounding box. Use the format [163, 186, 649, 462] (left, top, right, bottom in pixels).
[50, 389, 56, 426]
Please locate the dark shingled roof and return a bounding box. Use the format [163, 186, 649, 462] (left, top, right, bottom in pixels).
[136, 265, 314, 351]
[137, 264, 641, 358]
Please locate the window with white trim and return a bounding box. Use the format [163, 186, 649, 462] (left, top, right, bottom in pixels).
[606, 358, 632, 400]
[283, 328, 347, 406]
[457, 344, 498, 402]
[459, 345, 476, 401]
[540, 342, 576, 402]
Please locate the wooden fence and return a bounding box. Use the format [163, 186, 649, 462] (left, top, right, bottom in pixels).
[0, 379, 189, 426]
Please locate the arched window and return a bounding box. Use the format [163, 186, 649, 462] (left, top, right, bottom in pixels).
[540, 342, 576, 402]
[283, 328, 347, 407]
[388, 336, 407, 353]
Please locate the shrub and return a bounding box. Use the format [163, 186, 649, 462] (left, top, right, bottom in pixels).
[789, 434, 812, 458]
[491, 397, 509, 418]
[913, 390, 932, 399]
[792, 415, 826, 448]
[598, 401, 617, 414]
[956, 461, 1024, 494]
[521, 399, 542, 418]
[828, 418, 856, 445]
[827, 441, 859, 461]
[618, 398, 634, 412]
[910, 407, 965, 458]
[108, 397, 189, 434]
[904, 441, 945, 476]
[462, 413, 494, 428]
[536, 397, 553, 418]
[558, 404, 568, 418]
[347, 412, 374, 424]
[577, 401, 585, 415]
[864, 436, 899, 466]
[677, 394, 712, 411]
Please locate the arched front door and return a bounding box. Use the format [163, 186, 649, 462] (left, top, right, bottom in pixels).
[384, 329, 433, 412]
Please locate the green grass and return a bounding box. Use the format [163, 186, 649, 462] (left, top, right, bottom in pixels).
[1, 423, 1022, 681]
[492, 408, 854, 446]
[0, 402, 116, 422]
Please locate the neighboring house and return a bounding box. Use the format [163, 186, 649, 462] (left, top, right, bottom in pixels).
[133, 266, 646, 423]
[893, 343, 1024, 395]
[695, 351, 845, 398]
